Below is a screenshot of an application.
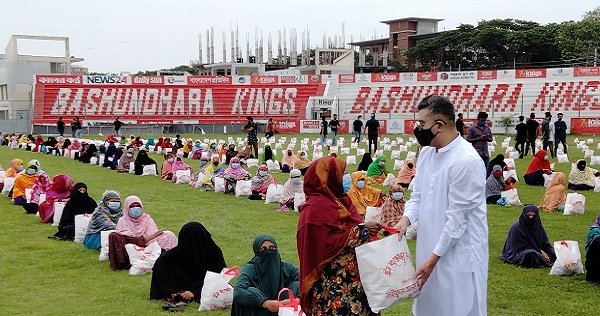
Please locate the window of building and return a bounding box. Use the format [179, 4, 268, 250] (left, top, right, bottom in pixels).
[0, 110, 7, 119]
[0, 84, 7, 100]
[50, 62, 66, 74]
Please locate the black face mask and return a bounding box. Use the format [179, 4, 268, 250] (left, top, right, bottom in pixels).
[213, 161, 219, 166]
[414, 122, 440, 147]
[577, 162, 586, 171]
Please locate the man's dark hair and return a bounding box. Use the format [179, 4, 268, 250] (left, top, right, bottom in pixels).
[557, 112, 563, 116]
[545, 111, 552, 118]
[247, 116, 253, 121]
[477, 112, 488, 120]
[417, 95, 455, 124]
[530, 113, 535, 118]
[519, 115, 524, 121]
[457, 113, 463, 118]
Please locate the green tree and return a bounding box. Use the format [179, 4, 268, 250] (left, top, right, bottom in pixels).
[583, 6, 600, 22]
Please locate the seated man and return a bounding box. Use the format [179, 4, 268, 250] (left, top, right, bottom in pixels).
[232, 234, 299, 316]
[502, 205, 556, 268]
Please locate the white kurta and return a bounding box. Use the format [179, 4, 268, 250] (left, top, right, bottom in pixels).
[404, 136, 488, 316]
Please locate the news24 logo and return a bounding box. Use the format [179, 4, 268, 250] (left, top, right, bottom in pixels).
[85, 75, 130, 84]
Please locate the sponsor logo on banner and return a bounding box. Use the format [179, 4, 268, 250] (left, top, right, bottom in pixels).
[188, 76, 232, 85]
[548, 68, 573, 77]
[477, 70, 497, 80]
[386, 119, 404, 134]
[36, 75, 82, 84]
[404, 120, 417, 135]
[251, 76, 278, 84]
[132, 76, 163, 85]
[417, 72, 437, 81]
[571, 118, 600, 134]
[574, 67, 600, 77]
[400, 73, 417, 82]
[515, 68, 546, 79]
[440, 71, 477, 81]
[497, 69, 515, 80]
[233, 76, 250, 85]
[309, 74, 321, 83]
[300, 120, 321, 133]
[85, 75, 131, 85]
[164, 75, 187, 85]
[280, 75, 308, 84]
[321, 74, 339, 83]
[355, 73, 371, 83]
[371, 73, 400, 82]
[312, 97, 335, 107]
[339, 74, 355, 83]
[275, 120, 299, 133]
[337, 120, 350, 134]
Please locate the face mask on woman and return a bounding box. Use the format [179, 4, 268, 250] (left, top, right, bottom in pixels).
[200, 160, 207, 166]
[231, 163, 240, 169]
[477, 121, 486, 127]
[287, 151, 292, 156]
[391, 192, 404, 201]
[356, 180, 366, 189]
[493, 170, 502, 178]
[259, 170, 268, 177]
[26, 168, 36, 175]
[128, 206, 143, 218]
[167, 158, 174, 163]
[17, 165, 24, 171]
[292, 177, 302, 184]
[126, 153, 133, 158]
[543, 155, 548, 161]
[213, 161, 219, 166]
[107, 201, 121, 211]
[379, 161, 385, 167]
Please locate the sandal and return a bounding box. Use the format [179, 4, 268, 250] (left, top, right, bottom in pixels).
[167, 302, 187, 312]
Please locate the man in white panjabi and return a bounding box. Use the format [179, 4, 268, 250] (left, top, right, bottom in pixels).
[396, 95, 489, 315]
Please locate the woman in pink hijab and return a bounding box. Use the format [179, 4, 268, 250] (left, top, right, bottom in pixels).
[161, 153, 175, 180]
[171, 156, 191, 183]
[108, 195, 178, 270]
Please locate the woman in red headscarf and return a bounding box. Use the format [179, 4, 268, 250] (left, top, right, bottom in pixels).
[297, 156, 380, 316]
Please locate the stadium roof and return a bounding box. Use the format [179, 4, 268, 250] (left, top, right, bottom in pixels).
[380, 17, 444, 24]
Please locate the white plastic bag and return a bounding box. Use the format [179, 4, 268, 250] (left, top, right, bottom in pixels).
[129, 162, 135, 174]
[357, 148, 366, 157]
[557, 154, 569, 164]
[346, 155, 356, 165]
[293, 192, 306, 212]
[25, 188, 32, 203]
[90, 157, 98, 165]
[503, 158, 516, 170]
[99, 230, 116, 261]
[52, 201, 66, 227]
[246, 158, 259, 168]
[508, 151, 519, 159]
[549, 240, 584, 276]
[405, 151, 416, 161]
[393, 159, 404, 171]
[214, 177, 225, 193]
[277, 288, 303, 316]
[584, 150, 594, 158]
[382, 173, 396, 186]
[267, 160, 280, 172]
[312, 151, 323, 161]
[341, 147, 350, 155]
[125, 241, 162, 275]
[500, 188, 522, 206]
[142, 164, 157, 176]
[235, 180, 252, 197]
[564, 193, 585, 215]
[591, 156, 600, 166]
[1, 177, 15, 194]
[175, 170, 191, 184]
[355, 235, 419, 313]
[74, 214, 91, 243]
[199, 267, 238, 311]
[364, 206, 382, 224]
[503, 169, 519, 182]
[265, 184, 284, 204]
[543, 173, 556, 187]
[390, 150, 401, 160]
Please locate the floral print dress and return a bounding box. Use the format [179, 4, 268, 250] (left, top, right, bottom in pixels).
[307, 226, 378, 316]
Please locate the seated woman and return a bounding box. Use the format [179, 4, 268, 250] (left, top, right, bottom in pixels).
[539, 172, 566, 212]
[487, 154, 507, 178]
[207, 142, 219, 157]
[161, 137, 173, 154]
[347, 171, 382, 216]
[294, 151, 311, 175]
[67, 139, 82, 158]
[568, 159, 600, 191]
[366, 154, 389, 184]
[262, 144, 275, 163]
[379, 184, 405, 227]
[232, 234, 300, 316]
[250, 165, 276, 200]
[225, 144, 238, 164]
[38, 175, 73, 223]
[218, 144, 228, 162]
[191, 141, 204, 160]
[281, 149, 297, 173]
[396, 159, 416, 188]
[102, 142, 122, 169]
[171, 156, 191, 183]
[22, 173, 51, 214]
[585, 214, 600, 283]
[42, 136, 58, 154]
[50, 183, 98, 241]
[134, 149, 157, 176]
[12, 160, 40, 205]
[119, 135, 128, 147]
[523, 150, 552, 186]
[199, 157, 224, 191]
[145, 136, 155, 151]
[183, 140, 193, 158]
[222, 157, 250, 194]
[150, 222, 226, 312]
[79, 143, 98, 163]
[108, 195, 178, 270]
[161, 153, 175, 180]
[191, 156, 210, 186]
[485, 165, 504, 204]
[53, 136, 66, 156]
[4, 158, 24, 178]
[83, 190, 123, 250]
[357, 153, 373, 172]
[33, 135, 44, 152]
[501, 205, 556, 268]
[117, 148, 135, 173]
[277, 169, 303, 212]
[154, 137, 164, 152]
[237, 145, 254, 160]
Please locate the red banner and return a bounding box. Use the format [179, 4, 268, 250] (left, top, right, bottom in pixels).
[251, 76, 278, 85]
[515, 68, 546, 79]
[417, 72, 437, 82]
[274, 120, 300, 133]
[570, 117, 600, 134]
[36, 75, 82, 85]
[477, 70, 497, 80]
[132, 76, 164, 85]
[574, 67, 600, 77]
[339, 74, 355, 83]
[187, 76, 232, 85]
[371, 73, 400, 82]
[404, 119, 417, 134]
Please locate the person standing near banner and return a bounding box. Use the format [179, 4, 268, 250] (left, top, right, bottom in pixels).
[364, 113, 380, 154]
[71, 117, 82, 139]
[242, 116, 259, 158]
[56, 116, 65, 137]
[395, 95, 488, 316]
[113, 117, 123, 137]
[328, 114, 340, 147]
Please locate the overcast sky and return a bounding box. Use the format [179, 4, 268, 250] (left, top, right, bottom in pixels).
[1, 0, 597, 73]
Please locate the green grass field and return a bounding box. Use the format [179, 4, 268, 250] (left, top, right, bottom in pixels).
[0, 133, 599, 315]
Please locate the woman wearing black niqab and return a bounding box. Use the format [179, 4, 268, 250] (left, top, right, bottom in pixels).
[150, 222, 226, 306]
[501, 205, 556, 268]
[50, 182, 98, 240]
[134, 149, 157, 175]
[357, 153, 373, 172]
